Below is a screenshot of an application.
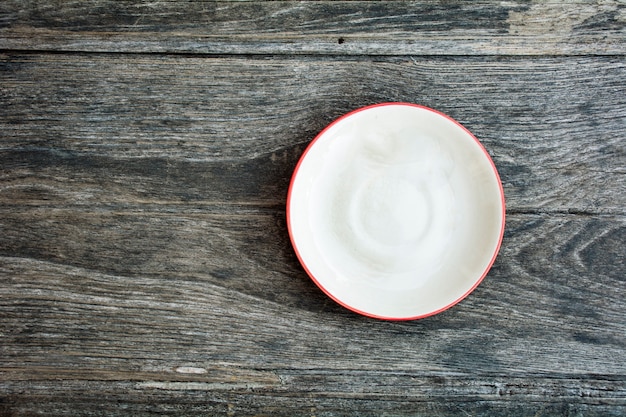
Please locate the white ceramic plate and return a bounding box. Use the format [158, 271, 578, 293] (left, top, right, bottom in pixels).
[287, 103, 505, 320]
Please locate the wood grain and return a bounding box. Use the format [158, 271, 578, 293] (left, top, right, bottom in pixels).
[1, 1, 625, 415]
[1, 212, 625, 415]
[1, 1, 625, 55]
[1, 212, 624, 349]
[1, 54, 624, 213]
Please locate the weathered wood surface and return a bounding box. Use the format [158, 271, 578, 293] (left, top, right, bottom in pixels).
[1, 1, 625, 55]
[1, 1, 625, 416]
[1, 54, 624, 213]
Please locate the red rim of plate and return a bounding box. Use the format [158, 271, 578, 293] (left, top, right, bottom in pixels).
[286, 102, 506, 320]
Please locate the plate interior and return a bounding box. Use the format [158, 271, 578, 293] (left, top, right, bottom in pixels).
[288, 104, 504, 319]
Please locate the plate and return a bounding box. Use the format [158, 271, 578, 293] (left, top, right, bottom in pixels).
[287, 103, 505, 320]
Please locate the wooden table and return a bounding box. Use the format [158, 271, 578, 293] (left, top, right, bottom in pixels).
[1, 2, 624, 415]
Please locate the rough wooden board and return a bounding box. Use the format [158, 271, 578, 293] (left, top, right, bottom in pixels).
[1, 1, 625, 55]
[1, 54, 624, 213]
[1, 1, 625, 415]
[0, 210, 625, 415]
[1, 213, 624, 370]
[0, 379, 624, 417]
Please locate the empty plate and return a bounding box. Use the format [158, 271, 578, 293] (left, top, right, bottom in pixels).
[287, 103, 505, 320]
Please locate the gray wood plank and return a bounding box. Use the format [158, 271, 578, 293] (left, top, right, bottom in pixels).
[1, 2, 625, 414]
[0, 213, 624, 368]
[0, 202, 624, 321]
[0, 212, 624, 415]
[1, 1, 624, 55]
[0, 379, 624, 417]
[1, 54, 624, 213]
